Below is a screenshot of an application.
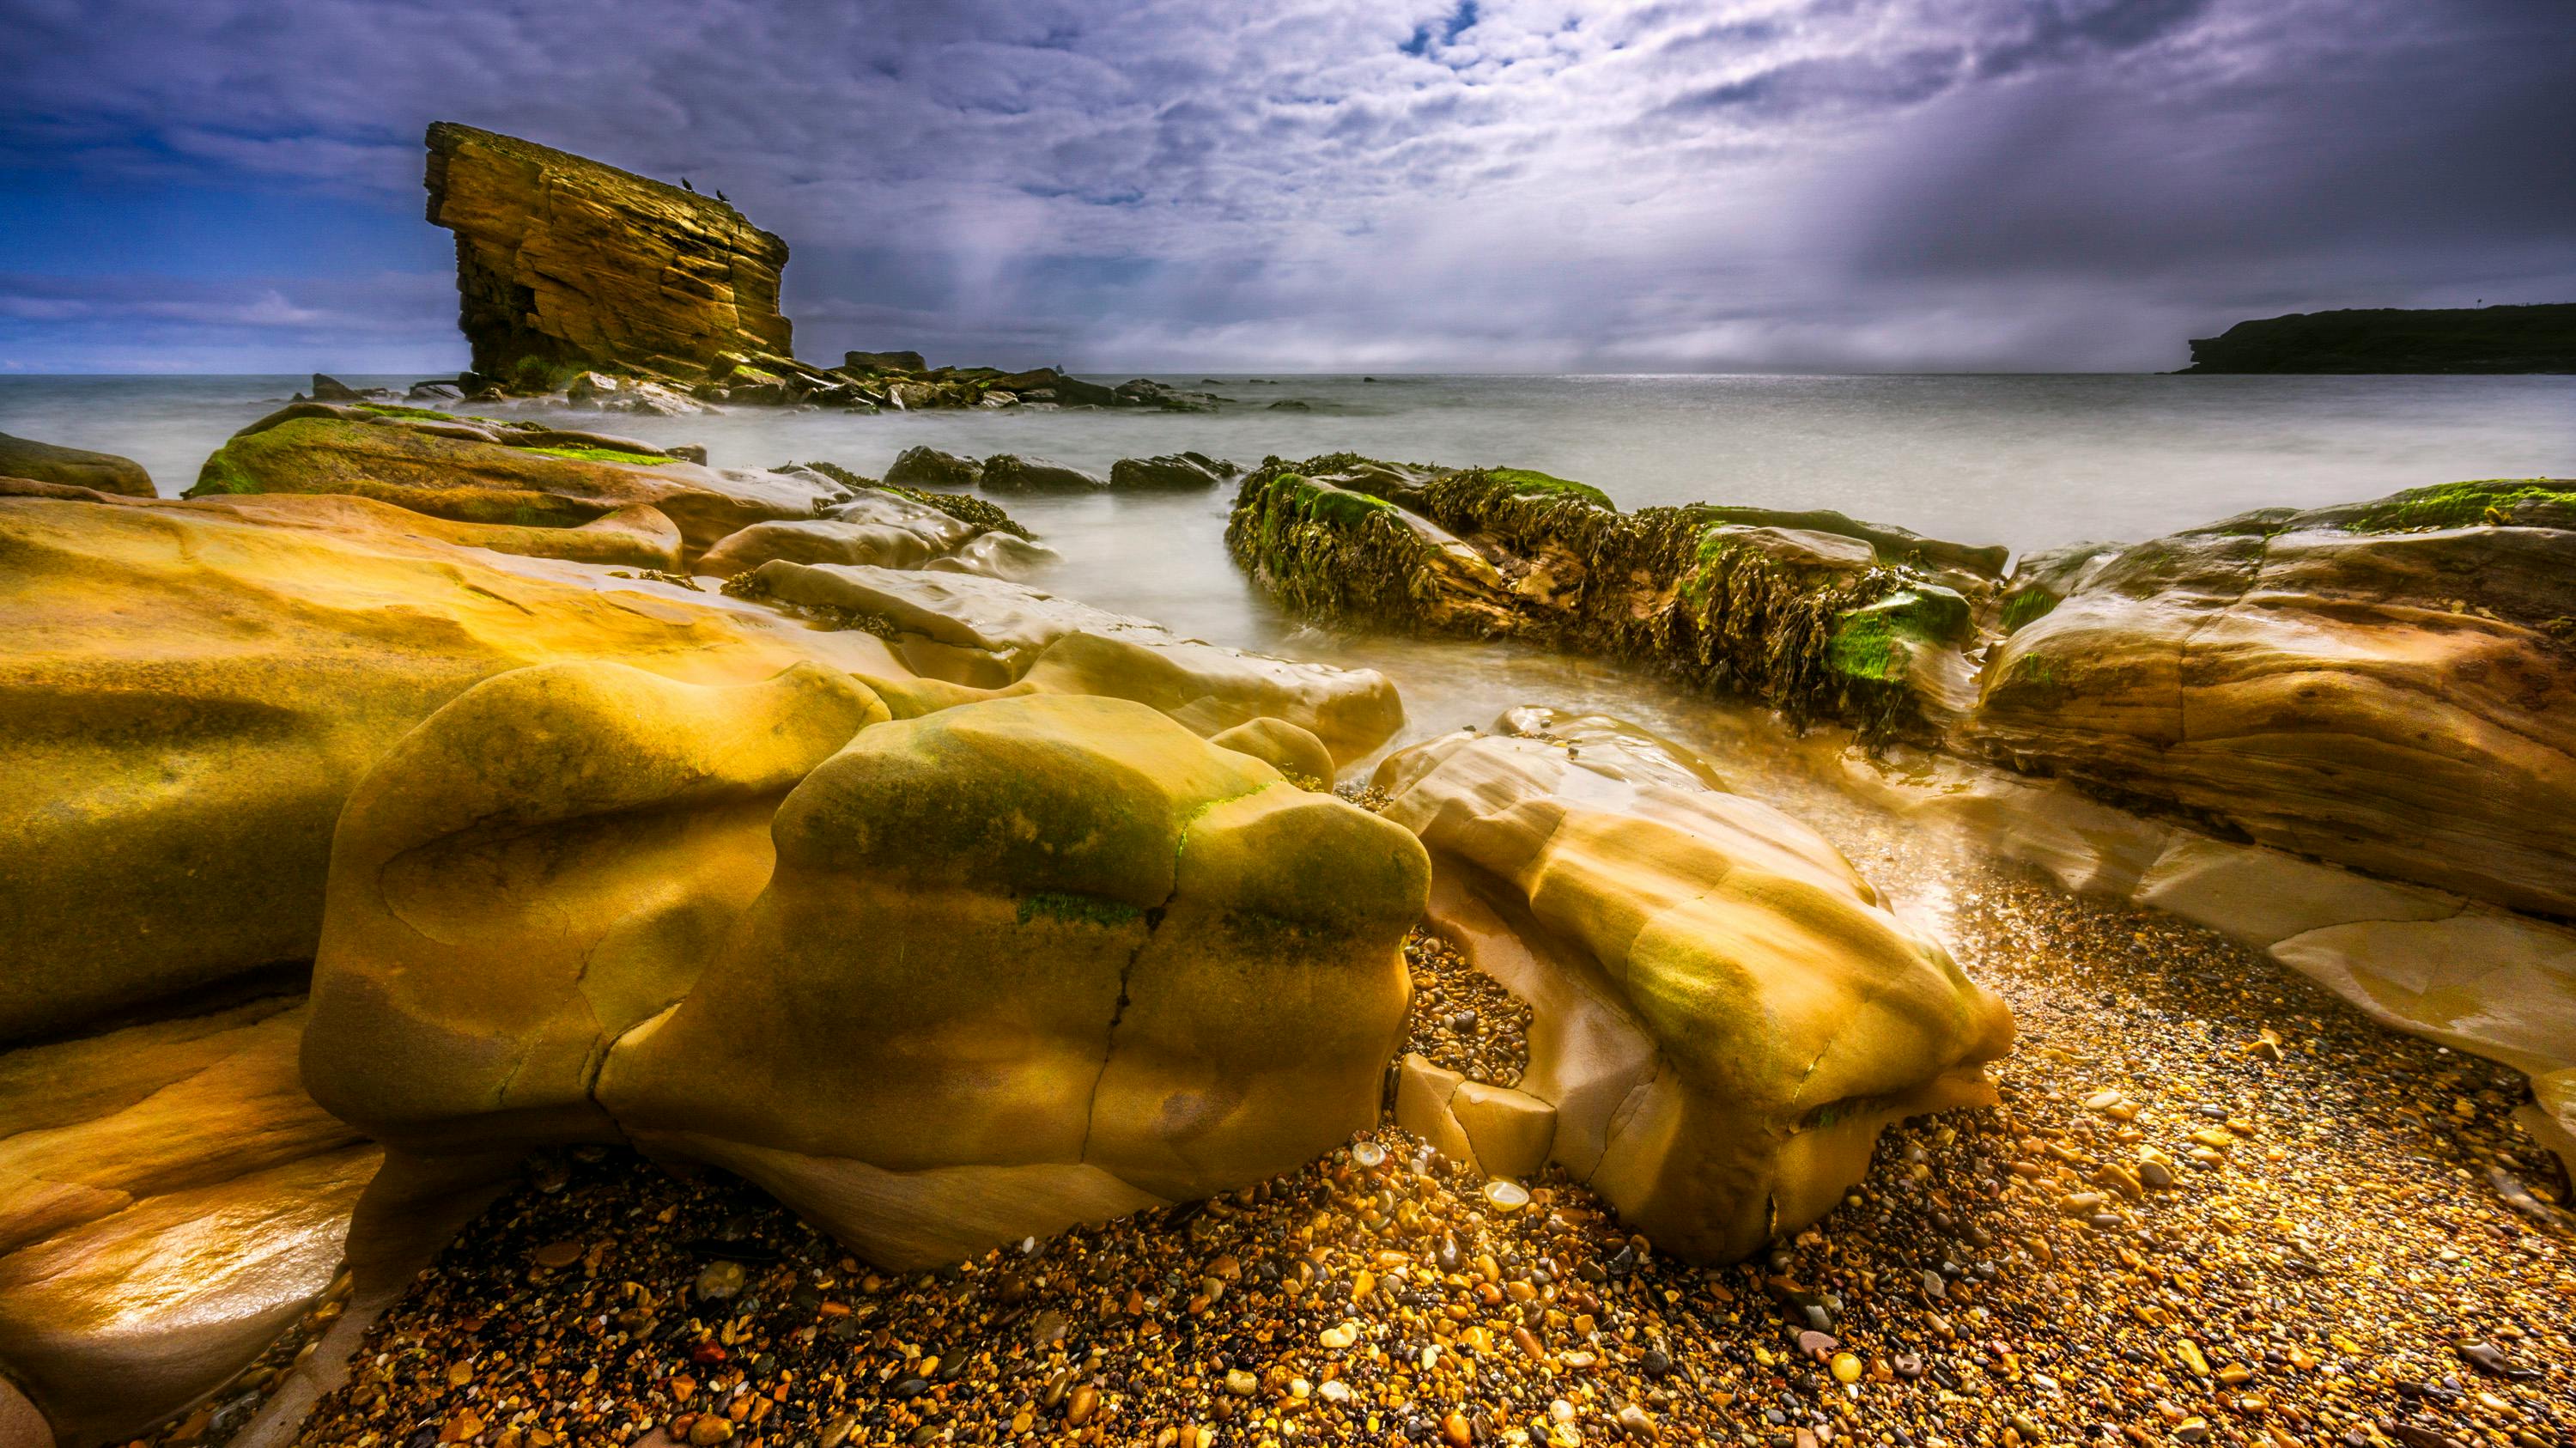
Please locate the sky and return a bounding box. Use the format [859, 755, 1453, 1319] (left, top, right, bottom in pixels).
[2, 0, 2570, 374]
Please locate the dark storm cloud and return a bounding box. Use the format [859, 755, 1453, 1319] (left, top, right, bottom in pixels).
[0, 0, 2568, 371]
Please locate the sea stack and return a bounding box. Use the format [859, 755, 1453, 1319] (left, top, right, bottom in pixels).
[423, 121, 793, 389]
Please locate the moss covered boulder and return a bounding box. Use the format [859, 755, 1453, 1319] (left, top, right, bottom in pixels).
[301, 663, 888, 1148]
[593, 694, 1427, 1265]
[188, 405, 844, 556]
[1376, 709, 2014, 1262]
[1225, 455, 2003, 741]
[1971, 479, 2576, 917]
[0, 431, 154, 497]
[0, 494, 900, 1043]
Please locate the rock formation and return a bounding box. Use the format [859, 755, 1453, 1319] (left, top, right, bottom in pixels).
[1973, 479, 2576, 918]
[301, 692, 1427, 1266]
[2178, 302, 2576, 374]
[1226, 455, 2003, 742]
[425, 122, 793, 388]
[1376, 709, 2014, 1261]
[0, 430, 155, 496]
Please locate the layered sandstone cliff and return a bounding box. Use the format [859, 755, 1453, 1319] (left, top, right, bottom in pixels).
[424, 121, 792, 387]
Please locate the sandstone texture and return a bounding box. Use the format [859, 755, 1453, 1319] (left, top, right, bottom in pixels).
[735, 561, 1406, 764]
[1376, 709, 2014, 1262]
[189, 404, 845, 557]
[0, 493, 896, 1043]
[425, 122, 792, 387]
[0, 431, 154, 497]
[0, 996, 377, 1446]
[1973, 479, 2576, 918]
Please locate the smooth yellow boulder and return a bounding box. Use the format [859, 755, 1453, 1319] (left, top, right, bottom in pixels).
[1209, 716, 1337, 785]
[0, 495, 898, 1042]
[302, 662, 886, 1148]
[598, 694, 1426, 1265]
[1376, 709, 2013, 1262]
[0, 997, 378, 1446]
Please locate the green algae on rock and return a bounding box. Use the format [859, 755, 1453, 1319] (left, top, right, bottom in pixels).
[1224, 453, 2006, 741]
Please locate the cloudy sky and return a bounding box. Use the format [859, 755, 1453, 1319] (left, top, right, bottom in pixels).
[3, 0, 2569, 373]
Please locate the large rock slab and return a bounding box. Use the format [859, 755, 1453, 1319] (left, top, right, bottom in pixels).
[303, 662, 886, 1148]
[738, 562, 1405, 765]
[598, 696, 1425, 1263]
[425, 122, 793, 386]
[189, 405, 842, 557]
[0, 494, 897, 1043]
[1971, 480, 2576, 917]
[1375, 709, 2014, 1262]
[0, 997, 376, 1447]
[0, 431, 153, 497]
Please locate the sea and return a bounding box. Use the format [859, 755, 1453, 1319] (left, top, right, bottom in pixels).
[7, 370, 2571, 797]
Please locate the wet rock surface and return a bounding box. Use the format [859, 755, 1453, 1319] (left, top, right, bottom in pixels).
[0, 429, 155, 496]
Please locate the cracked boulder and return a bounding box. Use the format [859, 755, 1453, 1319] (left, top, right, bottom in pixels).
[1971, 479, 2576, 917]
[301, 661, 889, 1149]
[1376, 709, 2013, 1262]
[595, 694, 1427, 1265]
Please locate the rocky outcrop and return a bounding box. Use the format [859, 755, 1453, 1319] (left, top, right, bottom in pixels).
[302, 663, 888, 1149]
[982, 453, 1109, 494]
[0, 492, 900, 1043]
[1376, 709, 2013, 1262]
[1972, 479, 2576, 918]
[885, 446, 982, 490]
[0, 996, 376, 1446]
[732, 561, 1406, 765]
[1227, 455, 2003, 742]
[2179, 303, 2576, 374]
[301, 693, 1426, 1266]
[189, 404, 843, 557]
[1110, 453, 1236, 490]
[0, 431, 153, 497]
[424, 122, 792, 388]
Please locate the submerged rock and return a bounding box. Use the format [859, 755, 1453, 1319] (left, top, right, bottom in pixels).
[0, 430, 154, 497]
[1972, 478, 2576, 918]
[425, 122, 793, 390]
[884, 445, 984, 490]
[1376, 709, 2014, 1262]
[1109, 453, 1235, 490]
[187, 404, 843, 557]
[982, 453, 1110, 494]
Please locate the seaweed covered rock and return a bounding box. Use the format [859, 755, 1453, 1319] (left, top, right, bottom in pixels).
[188, 404, 844, 557]
[302, 663, 886, 1148]
[1109, 453, 1234, 490]
[1376, 709, 2014, 1262]
[594, 695, 1427, 1265]
[884, 446, 983, 490]
[1971, 479, 2576, 917]
[0, 431, 154, 497]
[0, 997, 377, 1445]
[734, 561, 1405, 764]
[0, 495, 898, 1042]
[981, 453, 1109, 494]
[1226, 455, 2003, 740]
[425, 122, 793, 387]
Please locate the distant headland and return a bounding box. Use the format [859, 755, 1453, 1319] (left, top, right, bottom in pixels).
[2179, 301, 2575, 374]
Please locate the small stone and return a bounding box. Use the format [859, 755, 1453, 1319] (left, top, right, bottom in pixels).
[1066, 1385, 1098, 1426]
[1616, 1403, 1658, 1442]
[1319, 1379, 1352, 1403]
[1829, 1352, 1862, 1384]
[1320, 1320, 1359, 1349]
[1352, 1141, 1386, 1169]
[1224, 1368, 1258, 1396]
[819, 1413, 854, 1448]
[1445, 1411, 1475, 1448]
[530, 1240, 585, 1269]
[693, 1262, 746, 1300]
[2138, 1159, 2176, 1189]
[1484, 1179, 1532, 1213]
[688, 1419, 734, 1448]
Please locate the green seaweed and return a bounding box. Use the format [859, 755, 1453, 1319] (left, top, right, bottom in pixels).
[1016, 891, 1146, 929]
[1481, 467, 1616, 511]
[513, 445, 676, 466]
[2343, 479, 2576, 533]
[1826, 613, 1907, 683]
[1999, 587, 2060, 633]
[355, 403, 458, 421]
[190, 446, 265, 496]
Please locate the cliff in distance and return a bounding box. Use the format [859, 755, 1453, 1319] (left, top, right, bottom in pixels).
[2179, 302, 2575, 374]
[424, 121, 793, 388]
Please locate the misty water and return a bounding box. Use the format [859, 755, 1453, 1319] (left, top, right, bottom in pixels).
[9, 369, 2571, 784]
